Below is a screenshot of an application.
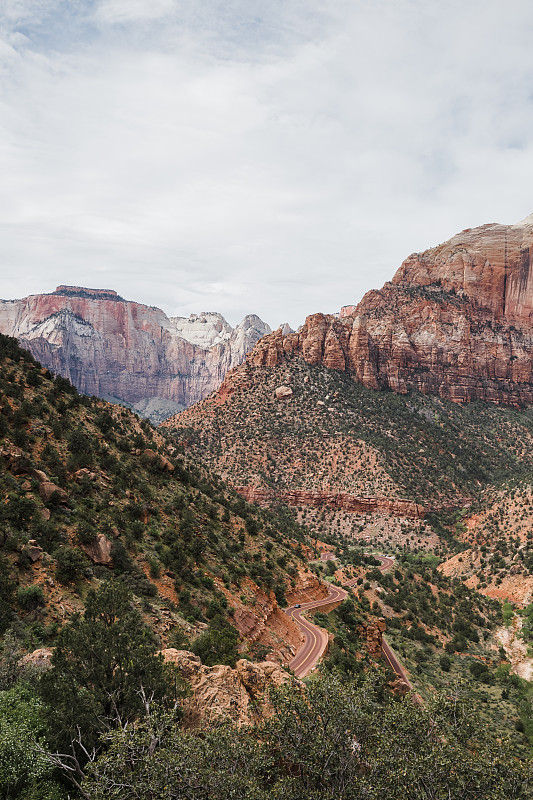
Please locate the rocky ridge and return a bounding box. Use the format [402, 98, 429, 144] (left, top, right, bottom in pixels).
[247, 214, 533, 405]
[162, 649, 299, 728]
[236, 486, 425, 519]
[0, 286, 270, 417]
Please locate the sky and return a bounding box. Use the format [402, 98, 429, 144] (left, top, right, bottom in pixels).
[1, 0, 533, 329]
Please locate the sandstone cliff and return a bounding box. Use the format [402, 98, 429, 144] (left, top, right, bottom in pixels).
[0, 286, 270, 414]
[161, 650, 299, 728]
[236, 486, 425, 519]
[248, 214, 533, 405]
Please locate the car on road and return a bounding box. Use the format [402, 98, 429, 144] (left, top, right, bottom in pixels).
[294, 604, 301, 608]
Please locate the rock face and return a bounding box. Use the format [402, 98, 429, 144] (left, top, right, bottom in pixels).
[80, 534, 113, 566]
[161, 649, 299, 728]
[357, 618, 386, 659]
[0, 287, 270, 413]
[235, 486, 425, 519]
[248, 215, 533, 405]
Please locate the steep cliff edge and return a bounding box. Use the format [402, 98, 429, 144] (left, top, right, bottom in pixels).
[249, 214, 533, 405]
[0, 286, 270, 413]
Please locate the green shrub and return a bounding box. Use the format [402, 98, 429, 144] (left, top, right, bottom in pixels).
[16, 585, 45, 610]
[54, 546, 87, 584]
[439, 655, 452, 672]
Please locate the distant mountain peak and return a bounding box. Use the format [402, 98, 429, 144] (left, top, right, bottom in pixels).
[0, 288, 271, 420]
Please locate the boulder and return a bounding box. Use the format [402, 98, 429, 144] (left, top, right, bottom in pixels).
[81, 533, 113, 565]
[143, 449, 175, 473]
[38, 481, 68, 504]
[24, 540, 43, 563]
[30, 469, 49, 483]
[161, 649, 299, 728]
[74, 468, 98, 483]
[275, 385, 293, 400]
[19, 648, 53, 671]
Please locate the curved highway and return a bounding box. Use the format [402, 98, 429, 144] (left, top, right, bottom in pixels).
[285, 583, 347, 677]
[286, 552, 413, 689]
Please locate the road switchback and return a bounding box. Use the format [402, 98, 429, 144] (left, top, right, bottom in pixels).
[286, 552, 413, 690]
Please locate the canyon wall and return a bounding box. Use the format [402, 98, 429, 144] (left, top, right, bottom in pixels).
[0, 286, 270, 411]
[248, 214, 533, 405]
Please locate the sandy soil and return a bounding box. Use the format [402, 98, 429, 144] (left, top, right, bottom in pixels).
[495, 616, 533, 681]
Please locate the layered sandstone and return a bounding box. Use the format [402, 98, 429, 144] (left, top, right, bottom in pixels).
[0, 287, 270, 413]
[236, 486, 425, 519]
[247, 214, 533, 405]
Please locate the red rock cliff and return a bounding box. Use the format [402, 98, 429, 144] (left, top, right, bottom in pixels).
[248, 214, 533, 405]
[236, 486, 425, 519]
[0, 287, 270, 410]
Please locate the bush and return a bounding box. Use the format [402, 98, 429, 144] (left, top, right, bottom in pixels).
[0, 686, 53, 798]
[191, 615, 240, 667]
[439, 655, 452, 672]
[76, 521, 98, 546]
[54, 546, 87, 584]
[0, 557, 15, 634]
[16, 585, 45, 610]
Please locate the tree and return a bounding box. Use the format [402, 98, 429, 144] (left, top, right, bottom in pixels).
[439, 654, 452, 672]
[191, 615, 240, 667]
[54, 545, 87, 584]
[80, 669, 532, 799]
[83, 711, 264, 800]
[39, 581, 183, 786]
[0, 558, 14, 634]
[0, 685, 55, 799]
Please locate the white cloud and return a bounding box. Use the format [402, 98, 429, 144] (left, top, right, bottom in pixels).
[93, 0, 177, 25]
[1, 1, 533, 326]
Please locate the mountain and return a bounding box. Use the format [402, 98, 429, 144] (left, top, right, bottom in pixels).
[165, 357, 533, 509]
[165, 215, 533, 510]
[0, 286, 270, 420]
[248, 214, 533, 405]
[1, 333, 531, 794]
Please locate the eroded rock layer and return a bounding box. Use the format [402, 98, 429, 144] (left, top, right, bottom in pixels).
[0, 286, 270, 409]
[249, 214, 533, 405]
[236, 486, 425, 519]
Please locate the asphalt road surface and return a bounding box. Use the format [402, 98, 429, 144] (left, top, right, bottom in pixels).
[286, 552, 413, 688]
[285, 583, 347, 678]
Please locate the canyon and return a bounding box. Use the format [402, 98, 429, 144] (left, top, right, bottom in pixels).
[0, 285, 270, 418]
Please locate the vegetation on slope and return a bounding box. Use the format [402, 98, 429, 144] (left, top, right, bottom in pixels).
[0, 333, 314, 658]
[1, 334, 532, 797]
[170, 357, 533, 504]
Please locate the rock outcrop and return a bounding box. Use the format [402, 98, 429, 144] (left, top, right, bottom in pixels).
[80, 534, 113, 566]
[0, 287, 270, 414]
[161, 649, 299, 728]
[247, 214, 533, 405]
[235, 486, 425, 519]
[358, 618, 386, 659]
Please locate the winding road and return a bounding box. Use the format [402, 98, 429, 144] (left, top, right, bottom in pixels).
[286, 552, 413, 689]
[286, 584, 348, 677]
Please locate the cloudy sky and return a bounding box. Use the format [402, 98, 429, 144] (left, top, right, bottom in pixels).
[1, 0, 533, 328]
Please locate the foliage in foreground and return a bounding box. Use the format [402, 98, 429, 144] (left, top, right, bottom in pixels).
[38, 581, 183, 786]
[83, 672, 531, 800]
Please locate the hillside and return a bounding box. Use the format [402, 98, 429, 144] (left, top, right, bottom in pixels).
[166, 357, 533, 508]
[0, 332, 326, 665]
[1, 331, 532, 799]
